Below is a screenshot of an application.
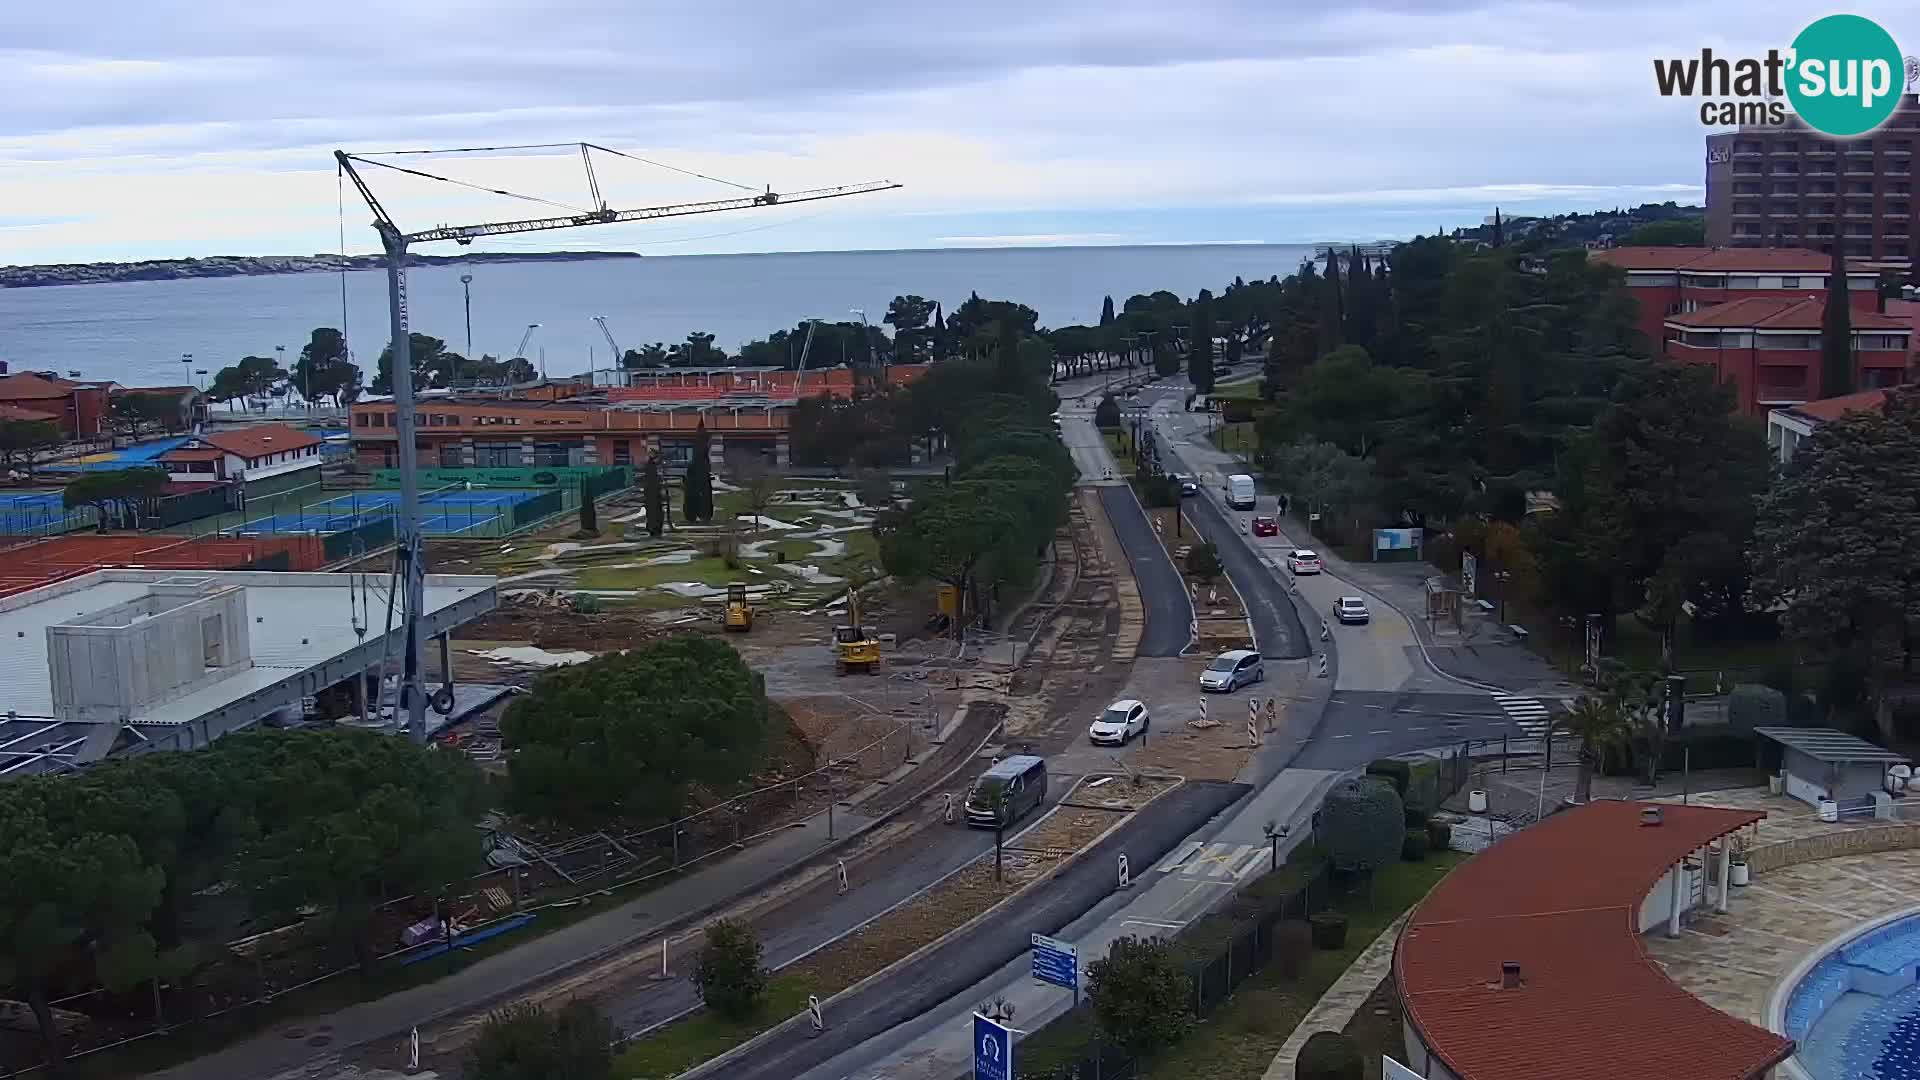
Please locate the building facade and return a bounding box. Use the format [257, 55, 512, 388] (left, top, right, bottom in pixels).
[1663, 296, 1910, 413]
[0, 372, 110, 439]
[1592, 246, 1881, 356]
[1705, 94, 1920, 265]
[160, 424, 324, 494]
[1765, 387, 1891, 464]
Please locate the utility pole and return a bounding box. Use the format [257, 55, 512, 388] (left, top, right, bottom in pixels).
[334, 146, 898, 743]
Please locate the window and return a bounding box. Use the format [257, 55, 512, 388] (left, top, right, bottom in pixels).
[1727, 275, 1761, 288]
[1757, 333, 1821, 350]
[356, 413, 371, 428]
[202, 615, 225, 668]
[476, 441, 519, 467]
[439, 444, 463, 467]
[1780, 276, 1800, 288]
[613, 440, 632, 466]
[1857, 333, 1911, 351]
[530, 441, 572, 467]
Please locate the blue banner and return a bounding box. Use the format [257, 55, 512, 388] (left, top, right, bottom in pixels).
[974, 1013, 1013, 1080]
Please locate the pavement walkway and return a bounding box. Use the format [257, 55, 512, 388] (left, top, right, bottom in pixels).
[1261, 913, 1410, 1080]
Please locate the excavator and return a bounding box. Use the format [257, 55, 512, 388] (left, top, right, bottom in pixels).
[724, 582, 753, 632]
[832, 587, 881, 675]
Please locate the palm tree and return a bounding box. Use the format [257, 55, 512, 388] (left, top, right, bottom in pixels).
[1552, 695, 1631, 804]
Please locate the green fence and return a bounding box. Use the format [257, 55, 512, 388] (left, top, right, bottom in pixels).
[370, 465, 630, 490]
[510, 489, 565, 527]
[145, 485, 242, 529]
[323, 518, 396, 562]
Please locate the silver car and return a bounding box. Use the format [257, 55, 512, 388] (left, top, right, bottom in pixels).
[1200, 649, 1264, 692]
[1335, 596, 1370, 624]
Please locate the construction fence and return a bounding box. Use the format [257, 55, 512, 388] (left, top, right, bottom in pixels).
[0, 534, 328, 598]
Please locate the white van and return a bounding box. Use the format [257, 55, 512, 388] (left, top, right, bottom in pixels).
[1226, 473, 1256, 510]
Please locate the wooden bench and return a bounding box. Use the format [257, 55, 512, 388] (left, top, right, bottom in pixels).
[1507, 624, 1529, 643]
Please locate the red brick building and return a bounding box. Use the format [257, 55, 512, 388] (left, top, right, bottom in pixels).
[0, 372, 109, 438]
[1592, 246, 1881, 356]
[1663, 297, 1910, 414]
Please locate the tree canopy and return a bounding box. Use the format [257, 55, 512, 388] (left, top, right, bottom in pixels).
[293, 327, 362, 406]
[502, 634, 770, 827]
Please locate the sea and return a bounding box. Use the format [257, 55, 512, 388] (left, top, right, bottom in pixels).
[0, 244, 1319, 387]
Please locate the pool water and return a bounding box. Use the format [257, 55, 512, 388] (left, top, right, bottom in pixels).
[1790, 913, 1920, 1079]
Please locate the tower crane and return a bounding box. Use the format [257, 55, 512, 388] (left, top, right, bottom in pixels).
[334, 144, 899, 743]
[593, 315, 622, 367]
[514, 323, 541, 360]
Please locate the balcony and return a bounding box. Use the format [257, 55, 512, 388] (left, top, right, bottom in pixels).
[1769, 145, 1800, 155]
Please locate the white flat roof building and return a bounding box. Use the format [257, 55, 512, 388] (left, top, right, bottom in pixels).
[0, 569, 497, 777]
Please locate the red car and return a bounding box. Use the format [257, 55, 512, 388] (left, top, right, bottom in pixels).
[1251, 516, 1278, 537]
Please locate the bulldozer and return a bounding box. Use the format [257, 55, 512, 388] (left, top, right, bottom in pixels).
[724, 582, 753, 632]
[832, 588, 881, 676]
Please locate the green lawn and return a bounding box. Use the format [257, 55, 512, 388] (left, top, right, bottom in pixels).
[1207, 422, 1256, 454]
[1140, 853, 1463, 1080]
[574, 555, 743, 592]
[1211, 379, 1265, 401]
[615, 975, 812, 1079]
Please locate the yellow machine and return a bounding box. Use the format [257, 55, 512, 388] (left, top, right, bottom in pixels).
[724, 582, 753, 632]
[833, 588, 881, 675]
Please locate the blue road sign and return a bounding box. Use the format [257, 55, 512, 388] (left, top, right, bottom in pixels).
[1030, 933, 1078, 992]
[973, 1013, 1013, 1080]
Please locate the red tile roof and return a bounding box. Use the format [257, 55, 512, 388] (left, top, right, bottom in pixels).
[1592, 246, 1868, 274]
[1396, 800, 1787, 1080]
[0, 403, 60, 424]
[198, 424, 322, 461]
[1665, 295, 1911, 331]
[159, 446, 225, 462]
[1782, 388, 1891, 423]
[0, 372, 78, 401]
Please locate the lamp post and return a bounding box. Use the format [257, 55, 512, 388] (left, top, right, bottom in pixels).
[181, 353, 194, 393]
[459, 274, 474, 385]
[274, 344, 287, 414]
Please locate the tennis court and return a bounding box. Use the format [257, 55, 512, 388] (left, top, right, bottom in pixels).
[0, 490, 97, 535]
[232, 488, 550, 537]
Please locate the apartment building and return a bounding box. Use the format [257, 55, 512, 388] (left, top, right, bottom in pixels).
[1705, 94, 1920, 265]
[1662, 296, 1910, 414]
[1590, 246, 1880, 360]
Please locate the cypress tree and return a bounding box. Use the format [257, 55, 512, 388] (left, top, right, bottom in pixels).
[1187, 289, 1216, 393]
[578, 475, 598, 533]
[1100, 295, 1116, 326]
[1319, 249, 1345, 358]
[686, 422, 714, 522]
[1820, 243, 1854, 399]
[643, 454, 665, 538]
[1491, 207, 1504, 247]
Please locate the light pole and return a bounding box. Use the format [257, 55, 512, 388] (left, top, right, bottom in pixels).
[180, 353, 194, 394]
[274, 345, 286, 414]
[849, 308, 874, 378]
[459, 274, 474, 385]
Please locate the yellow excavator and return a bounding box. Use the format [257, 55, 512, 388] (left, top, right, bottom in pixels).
[833, 588, 881, 675]
[724, 582, 753, 632]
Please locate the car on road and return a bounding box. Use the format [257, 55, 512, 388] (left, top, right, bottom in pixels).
[1335, 596, 1370, 623]
[1200, 649, 1264, 692]
[1287, 549, 1323, 574]
[1089, 699, 1150, 745]
[965, 755, 1048, 829]
[1251, 515, 1278, 537]
[1176, 475, 1199, 496]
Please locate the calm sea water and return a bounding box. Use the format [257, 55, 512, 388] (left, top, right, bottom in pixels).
[0, 244, 1316, 386]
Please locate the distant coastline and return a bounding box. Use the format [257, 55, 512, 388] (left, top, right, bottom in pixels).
[0, 250, 644, 289]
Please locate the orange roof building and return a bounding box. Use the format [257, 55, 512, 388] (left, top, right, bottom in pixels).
[1396, 800, 1789, 1080]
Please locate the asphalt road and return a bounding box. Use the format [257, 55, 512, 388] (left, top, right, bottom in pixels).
[1096, 486, 1192, 657]
[695, 780, 1249, 1080]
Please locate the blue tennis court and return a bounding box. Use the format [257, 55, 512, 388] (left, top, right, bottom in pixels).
[235, 488, 548, 537]
[0, 490, 97, 534]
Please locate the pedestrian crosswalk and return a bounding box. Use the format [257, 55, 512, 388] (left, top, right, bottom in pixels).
[1493, 693, 1553, 737]
[1154, 841, 1269, 882]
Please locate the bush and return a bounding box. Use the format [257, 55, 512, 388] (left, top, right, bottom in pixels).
[1321, 777, 1405, 874]
[1309, 911, 1348, 950]
[465, 1000, 617, 1080]
[1401, 828, 1430, 862]
[1727, 683, 1786, 732]
[1087, 935, 1194, 1058]
[1270, 920, 1312, 981]
[1296, 1031, 1364, 1080]
[1403, 801, 1428, 830]
[569, 592, 602, 615]
[1185, 542, 1222, 583]
[693, 919, 766, 1020]
[1365, 758, 1411, 797]
[1427, 819, 1453, 852]
[1759, 660, 1798, 697]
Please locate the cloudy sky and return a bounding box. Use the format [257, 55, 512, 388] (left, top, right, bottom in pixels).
[2, 1, 1912, 263]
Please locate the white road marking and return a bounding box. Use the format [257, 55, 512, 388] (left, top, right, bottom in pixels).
[1493, 693, 1553, 736]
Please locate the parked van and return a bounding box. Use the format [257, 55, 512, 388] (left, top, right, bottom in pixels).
[1226, 473, 1257, 510]
[965, 755, 1048, 829]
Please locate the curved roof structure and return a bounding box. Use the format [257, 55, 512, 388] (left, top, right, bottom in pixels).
[1396, 800, 1792, 1080]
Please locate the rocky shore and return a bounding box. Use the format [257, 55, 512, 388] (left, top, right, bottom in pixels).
[0, 250, 642, 289]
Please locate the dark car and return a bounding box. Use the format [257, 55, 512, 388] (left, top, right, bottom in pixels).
[1251, 515, 1278, 537]
[1176, 475, 1199, 496]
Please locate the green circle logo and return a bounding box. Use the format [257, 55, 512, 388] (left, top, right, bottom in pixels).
[1786, 15, 1905, 137]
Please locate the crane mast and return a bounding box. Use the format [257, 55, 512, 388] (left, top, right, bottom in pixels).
[334, 146, 898, 743]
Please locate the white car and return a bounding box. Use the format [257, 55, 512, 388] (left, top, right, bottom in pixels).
[1200, 649, 1265, 692]
[1287, 549, 1323, 575]
[1335, 596, 1370, 623]
[1090, 699, 1150, 745]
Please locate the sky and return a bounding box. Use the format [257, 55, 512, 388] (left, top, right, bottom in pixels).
[2, 1, 1913, 263]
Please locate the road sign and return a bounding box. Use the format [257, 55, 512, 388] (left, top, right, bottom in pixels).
[973, 1012, 1013, 1080]
[1031, 933, 1078, 995]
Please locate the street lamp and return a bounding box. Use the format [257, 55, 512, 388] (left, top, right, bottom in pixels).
[459, 274, 475, 384]
[274, 344, 287, 412]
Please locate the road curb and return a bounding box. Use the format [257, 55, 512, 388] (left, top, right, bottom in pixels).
[674, 778, 1186, 1079]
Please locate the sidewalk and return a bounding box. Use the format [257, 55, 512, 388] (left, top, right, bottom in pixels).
[146, 806, 880, 1080]
[1260, 914, 1409, 1080]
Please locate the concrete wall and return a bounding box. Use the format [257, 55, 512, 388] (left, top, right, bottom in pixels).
[1781, 747, 1888, 806]
[1639, 863, 1682, 933]
[47, 584, 253, 722]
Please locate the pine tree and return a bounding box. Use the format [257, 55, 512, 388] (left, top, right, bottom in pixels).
[1100, 295, 1116, 326]
[1820, 243, 1854, 400]
[685, 423, 714, 522]
[643, 454, 665, 538]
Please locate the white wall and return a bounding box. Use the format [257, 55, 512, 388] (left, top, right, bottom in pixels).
[47, 585, 253, 722]
[1639, 864, 1681, 933]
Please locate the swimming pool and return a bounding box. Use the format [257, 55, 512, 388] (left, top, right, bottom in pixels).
[1783, 909, 1920, 1079]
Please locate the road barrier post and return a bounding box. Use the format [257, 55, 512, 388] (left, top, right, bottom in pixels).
[1316, 654, 1328, 678]
[837, 859, 849, 895]
[807, 995, 825, 1036]
[943, 792, 955, 824]
[1118, 853, 1131, 888]
[649, 937, 670, 981]
[1265, 697, 1277, 733]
